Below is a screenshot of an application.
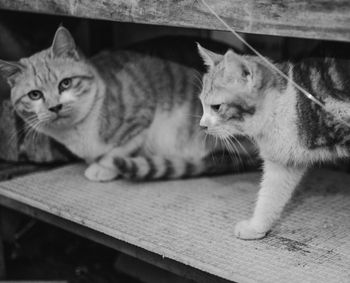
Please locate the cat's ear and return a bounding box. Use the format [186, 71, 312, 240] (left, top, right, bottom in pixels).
[197, 43, 223, 69]
[0, 59, 24, 86]
[51, 26, 79, 59]
[223, 50, 252, 81]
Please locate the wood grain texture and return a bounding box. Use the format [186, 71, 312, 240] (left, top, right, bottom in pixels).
[0, 0, 350, 41]
[0, 165, 349, 282]
[0, 197, 230, 283]
[0, 208, 6, 280]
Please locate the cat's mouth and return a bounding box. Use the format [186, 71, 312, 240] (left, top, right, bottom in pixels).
[206, 128, 245, 144]
[205, 128, 229, 139]
[52, 114, 70, 121]
[49, 113, 72, 126]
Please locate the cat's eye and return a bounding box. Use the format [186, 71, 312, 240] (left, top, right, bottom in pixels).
[210, 104, 221, 112]
[59, 78, 72, 92]
[27, 90, 43, 100]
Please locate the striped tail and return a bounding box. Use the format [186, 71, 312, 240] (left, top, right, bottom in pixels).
[113, 152, 258, 181]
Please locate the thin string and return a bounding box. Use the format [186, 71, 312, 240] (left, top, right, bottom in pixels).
[199, 0, 350, 130]
[199, 0, 326, 108]
[200, 0, 350, 128]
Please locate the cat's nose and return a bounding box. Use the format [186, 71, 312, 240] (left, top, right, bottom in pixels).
[48, 104, 63, 113]
[199, 118, 208, 130]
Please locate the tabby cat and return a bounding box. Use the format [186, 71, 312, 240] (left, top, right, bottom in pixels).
[0, 27, 253, 182]
[197, 43, 350, 239]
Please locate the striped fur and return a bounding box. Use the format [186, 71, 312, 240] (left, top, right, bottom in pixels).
[0, 27, 256, 181]
[114, 150, 251, 180]
[197, 44, 350, 240]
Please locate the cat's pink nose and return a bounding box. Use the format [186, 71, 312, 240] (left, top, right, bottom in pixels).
[199, 120, 208, 130]
[48, 104, 63, 113]
[200, 118, 208, 128]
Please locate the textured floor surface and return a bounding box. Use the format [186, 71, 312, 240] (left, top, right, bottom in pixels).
[0, 164, 349, 283]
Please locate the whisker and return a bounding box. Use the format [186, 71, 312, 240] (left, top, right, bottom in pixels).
[224, 137, 242, 170]
[228, 138, 243, 167]
[221, 138, 235, 169]
[6, 114, 39, 146]
[25, 120, 44, 148]
[231, 135, 255, 165]
[192, 82, 203, 92]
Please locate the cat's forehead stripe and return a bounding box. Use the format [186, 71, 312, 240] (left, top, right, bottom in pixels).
[28, 60, 37, 77]
[28, 55, 61, 87]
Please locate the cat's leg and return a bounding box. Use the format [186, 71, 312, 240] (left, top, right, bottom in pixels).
[84, 162, 119, 182]
[84, 133, 145, 182]
[234, 159, 306, 240]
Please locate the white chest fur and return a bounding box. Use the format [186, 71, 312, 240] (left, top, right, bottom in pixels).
[63, 128, 112, 163]
[47, 115, 113, 163]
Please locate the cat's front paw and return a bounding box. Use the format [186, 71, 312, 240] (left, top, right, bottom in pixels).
[84, 163, 119, 182]
[234, 219, 267, 240]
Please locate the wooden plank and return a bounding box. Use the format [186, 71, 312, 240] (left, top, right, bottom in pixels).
[0, 228, 5, 280]
[0, 165, 349, 283]
[0, 0, 350, 42]
[0, 199, 230, 283]
[0, 208, 6, 280]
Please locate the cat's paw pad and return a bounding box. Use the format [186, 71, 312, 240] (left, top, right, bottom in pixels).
[234, 220, 267, 240]
[84, 163, 119, 182]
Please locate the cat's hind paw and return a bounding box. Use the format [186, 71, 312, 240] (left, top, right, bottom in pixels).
[234, 219, 267, 240]
[84, 163, 119, 182]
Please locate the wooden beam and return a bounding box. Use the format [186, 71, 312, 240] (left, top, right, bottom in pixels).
[0, 0, 350, 42]
[0, 199, 230, 283]
[1, 165, 350, 282]
[0, 238, 5, 279]
[0, 208, 6, 280]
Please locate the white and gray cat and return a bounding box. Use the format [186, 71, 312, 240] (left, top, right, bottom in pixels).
[0, 27, 255, 182]
[197, 44, 350, 239]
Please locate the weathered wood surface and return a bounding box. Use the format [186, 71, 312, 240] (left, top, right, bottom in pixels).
[0, 165, 349, 283]
[0, 0, 350, 42]
[0, 195, 230, 283]
[0, 216, 5, 280]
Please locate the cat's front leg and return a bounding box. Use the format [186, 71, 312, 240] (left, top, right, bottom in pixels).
[84, 133, 145, 182]
[84, 162, 120, 182]
[234, 160, 306, 240]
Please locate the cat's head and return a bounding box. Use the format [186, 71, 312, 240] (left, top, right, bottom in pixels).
[0, 26, 99, 132]
[197, 44, 270, 139]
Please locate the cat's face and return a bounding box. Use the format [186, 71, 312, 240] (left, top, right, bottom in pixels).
[197, 45, 262, 139]
[0, 27, 98, 132]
